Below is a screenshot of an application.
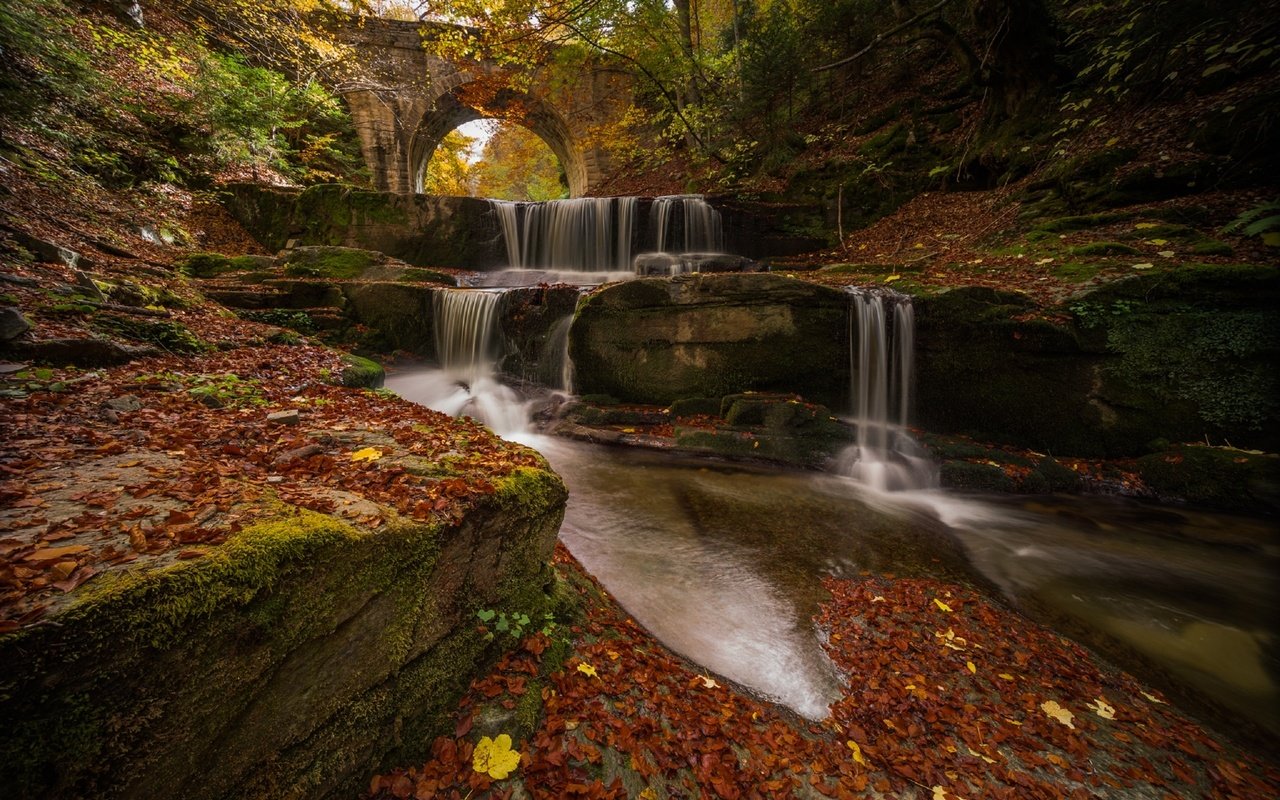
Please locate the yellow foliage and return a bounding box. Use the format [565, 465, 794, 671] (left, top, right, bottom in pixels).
[472, 733, 521, 779]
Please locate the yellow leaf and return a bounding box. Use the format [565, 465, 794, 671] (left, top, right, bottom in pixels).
[1040, 700, 1075, 728]
[871, 595, 886, 603]
[1087, 697, 1116, 719]
[933, 598, 953, 612]
[699, 675, 719, 689]
[472, 733, 521, 779]
[966, 661, 976, 674]
[606, 650, 620, 661]
[577, 662, 598, 679]
[1140, 691, 1165, 704]
[1147, 238, 1168, 245]
[639, 789, 658, 800]
[967, 746, 996, 764]
[1262, 231, 1280, 247]
[1134, 222, 1159, 230]
[350, 447, 382, 462]
[847, 740, 869, 767]
[884, 274, 903, 283]
[997, 673, 1015, 681]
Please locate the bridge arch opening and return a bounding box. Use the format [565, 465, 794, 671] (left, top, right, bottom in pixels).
[408, 86, 588, 197]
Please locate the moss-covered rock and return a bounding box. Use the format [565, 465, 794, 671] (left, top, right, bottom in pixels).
[341, 282, 436, 355]
[281, 246, 386, 280]
[914, 267, 1280, 457]
[220, 184, 506, 269]
[337, 353, 385, 388]
[0, 467, 567, 800]
[176, 253, 271, 279]
[569, 273, 850, 407]
[1135, 446, 1280, 514]
[674, 394, 854, 469]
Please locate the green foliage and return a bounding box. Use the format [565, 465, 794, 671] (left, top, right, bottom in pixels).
[91, 314, 205, 353]
[238, 309, 317, 334]
[187, 373, 266, 407]
[475, 608, 555, 642]
[0, 0, 92, 119]
[1222, 199, 1280, 243]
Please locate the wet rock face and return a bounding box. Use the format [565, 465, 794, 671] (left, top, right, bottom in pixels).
[913, 266, 1280, 457]
[569, 273, 850, 407]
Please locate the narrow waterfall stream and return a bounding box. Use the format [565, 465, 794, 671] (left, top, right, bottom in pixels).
[837, 288, 937, 492]
[386, 200, 1279, 734]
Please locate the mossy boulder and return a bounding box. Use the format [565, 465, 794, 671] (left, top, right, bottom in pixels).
[337, 353, 385, 388]
[221, 185, 506, 269]
[674, 393, 854, 469]
[281, 247, 386, 280]
[176, 253, 272, 279]
[569, 273, 849, 407]
[1135, 446, 1280, 514]
[914, 267, 1280, 457]
[0, 467, 567, 800]
[341, 282, 436, 355]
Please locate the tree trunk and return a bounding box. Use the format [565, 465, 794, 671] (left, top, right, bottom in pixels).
[970, 0, 1059, 120]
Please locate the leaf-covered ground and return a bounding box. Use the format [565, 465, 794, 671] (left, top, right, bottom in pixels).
[365, 545, 1279, 800]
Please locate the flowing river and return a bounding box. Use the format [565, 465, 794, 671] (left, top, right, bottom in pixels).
[385, 194, 1278, 743]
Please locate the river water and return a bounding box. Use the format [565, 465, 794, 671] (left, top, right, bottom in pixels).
[387, 369, 1280, 738]
[383, 196, 1278, 741]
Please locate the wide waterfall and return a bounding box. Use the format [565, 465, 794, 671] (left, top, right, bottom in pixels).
[487, 195, 727, 281]
[837, 288, 937, 491]
[491, 197, 639, 271]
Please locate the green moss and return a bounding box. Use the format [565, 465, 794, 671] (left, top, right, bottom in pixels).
[176, 252, 238, 278]
[337, 353, 385, 388]
[1136, 446, 1280, 513]
[238, 308, 317, 333]
[1068, 241, 1141, 257]
[282, 247, 381, 279]
[92, 313, 205, 353]
[939, 461, 1017, 492]
[668, 397, 722, 418]
[1032, 212, 1135, 233]
[399, 268, 456, 286]
[1050, 261, 1100, 283]
[1191, 239, 1234, 256]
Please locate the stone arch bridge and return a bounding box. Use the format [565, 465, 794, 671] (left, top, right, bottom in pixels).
[334, 17, 632, 197]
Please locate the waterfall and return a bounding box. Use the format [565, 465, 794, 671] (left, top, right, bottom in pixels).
[432, 289, 504, 384]
[837, 288, 937, 492]
[425, 288, 531, 438]
[491, 197, 639, 271]
[650, 195, 724, 254]
[542, 314, 575, 394]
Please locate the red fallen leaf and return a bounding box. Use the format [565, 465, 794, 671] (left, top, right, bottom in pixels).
[22, 544, 89, 563]
[455, 714, 474, 738]
[52, 566, 97, 593]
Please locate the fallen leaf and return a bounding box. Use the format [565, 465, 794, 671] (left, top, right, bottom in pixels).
[350, 447, 382, 463]
[698, 675, 719, 689]
[472, 733, 520, 779]
[577, 662, 598, 679]
[847, 740, 868, 767]
[933, 598, 953, 612]
[1041, 700, 1075, 728]
[966, 661, 976, 674]
[1087, 697, 1116, 719]
[1140, 691, 1166, 704]
[22, 545, 89, 563]
[884, 274, 902, 283]
[1131, 263, 1154, 270]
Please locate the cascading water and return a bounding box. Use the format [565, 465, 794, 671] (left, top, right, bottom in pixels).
[649, 194, 724, 254]
[837, 287, 938, 492]
[491, 197, 639, 271]
[405, 288, 531, 439]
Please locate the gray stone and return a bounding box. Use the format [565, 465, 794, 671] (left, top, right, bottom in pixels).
[14, 231, 82, 268]
[266, 409, 300, 426]
[105, 394, 143, 412]
[73, 270, 106, 302]
[632, 252, 764, 276]
[2, 338, 159, 367]
[569, 273, 850, 407]
[0, 307, 31, 342]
